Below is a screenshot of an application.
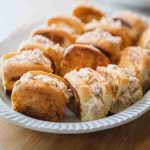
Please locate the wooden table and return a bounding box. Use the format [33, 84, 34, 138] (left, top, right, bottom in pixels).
[0, 110, 150, 150]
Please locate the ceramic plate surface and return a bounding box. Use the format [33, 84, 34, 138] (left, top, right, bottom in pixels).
[0, 21, 150, 134]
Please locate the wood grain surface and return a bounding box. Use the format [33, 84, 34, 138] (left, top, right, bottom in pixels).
[0, 110, 150, 150]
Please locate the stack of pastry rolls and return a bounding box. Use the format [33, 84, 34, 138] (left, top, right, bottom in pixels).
[1, 3, 150, 122]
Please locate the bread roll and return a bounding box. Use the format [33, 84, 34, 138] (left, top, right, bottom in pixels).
[113, 10, 147, 42]
[1, 49, 52, 93]
[97, 64, 143, 113]
[72, 4, 105, 23]
[12, 71, 72, 122]
[119, 46, 150, 93]
[64, 68, 113, 121]
[60, 44, 110, 76]
[76, 29, 122, 63]
[18, 35, 64, 74]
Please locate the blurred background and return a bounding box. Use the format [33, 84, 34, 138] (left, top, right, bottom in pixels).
[0, 0, 150, 42]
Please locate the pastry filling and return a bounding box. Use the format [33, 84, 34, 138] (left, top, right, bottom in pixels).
[99, 65, 141, 104]
[99, 17, 122, 29]
[31, 35, 64, 53]
[20, 73, 72, 100]
[77, 68, 106, 118]
[7, 49, 51, 66]
[49, 23, 76, 34]
[32, 35, 53, 45]
[76, 29, 122, 46]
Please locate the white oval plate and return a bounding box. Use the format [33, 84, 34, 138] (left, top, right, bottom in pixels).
[0, 22, 150, 134]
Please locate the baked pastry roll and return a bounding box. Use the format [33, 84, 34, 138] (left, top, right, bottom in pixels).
[112, 10, 147, 42]
[86, 17, 133, 48]
[119, 46, 150, 93]
[47, 15, 85, 35]
[18, 35, 64, 74]
[97, 64, 143, 113]
[60, 44, 110, 76]
[1, 49, 52, 93]
[76, 29, 122, 63]
[72, 4, 105, 23]
[138, 26, 150, 49]
[12, 71, 72, 122]
[64, 68, 113, 121]
[30, 27, 76, 48]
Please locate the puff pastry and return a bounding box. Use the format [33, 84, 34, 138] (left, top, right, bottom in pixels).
[112, 10, 147, 42]
[119, 46, 150, 93]
[30, 27, 76, 48]
[64, 68, 113, 121]
[11, 71, 72, 121]
[60, 44, 110, 76]
[72, 4, 105, 23]
[86, 17, 133, 48]
[1, 49, 53, 93]
[47, 15, 85, 35]
[97, 64, 143, 113]
[138, 26, 150, 49]
[76, 29, 122, 63]
[18, 35, 64, 74]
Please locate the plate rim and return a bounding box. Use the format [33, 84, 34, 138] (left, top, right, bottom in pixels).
[0, 91, 150, 134]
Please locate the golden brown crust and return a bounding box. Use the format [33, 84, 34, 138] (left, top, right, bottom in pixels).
[60, 44, 110, 76]
[76, 29, 122, 63]
[47, 15, 85, 34]
[72, 4, 105, 23]
[119, 46, 150, 93]
[11, 71, 67, 122]
[1, 51, 52, 92]
[18, 35, 64, 74]
[138, 26, 150, 49]
[30, 27, 76, 48]
[112, 10, 147, 42]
